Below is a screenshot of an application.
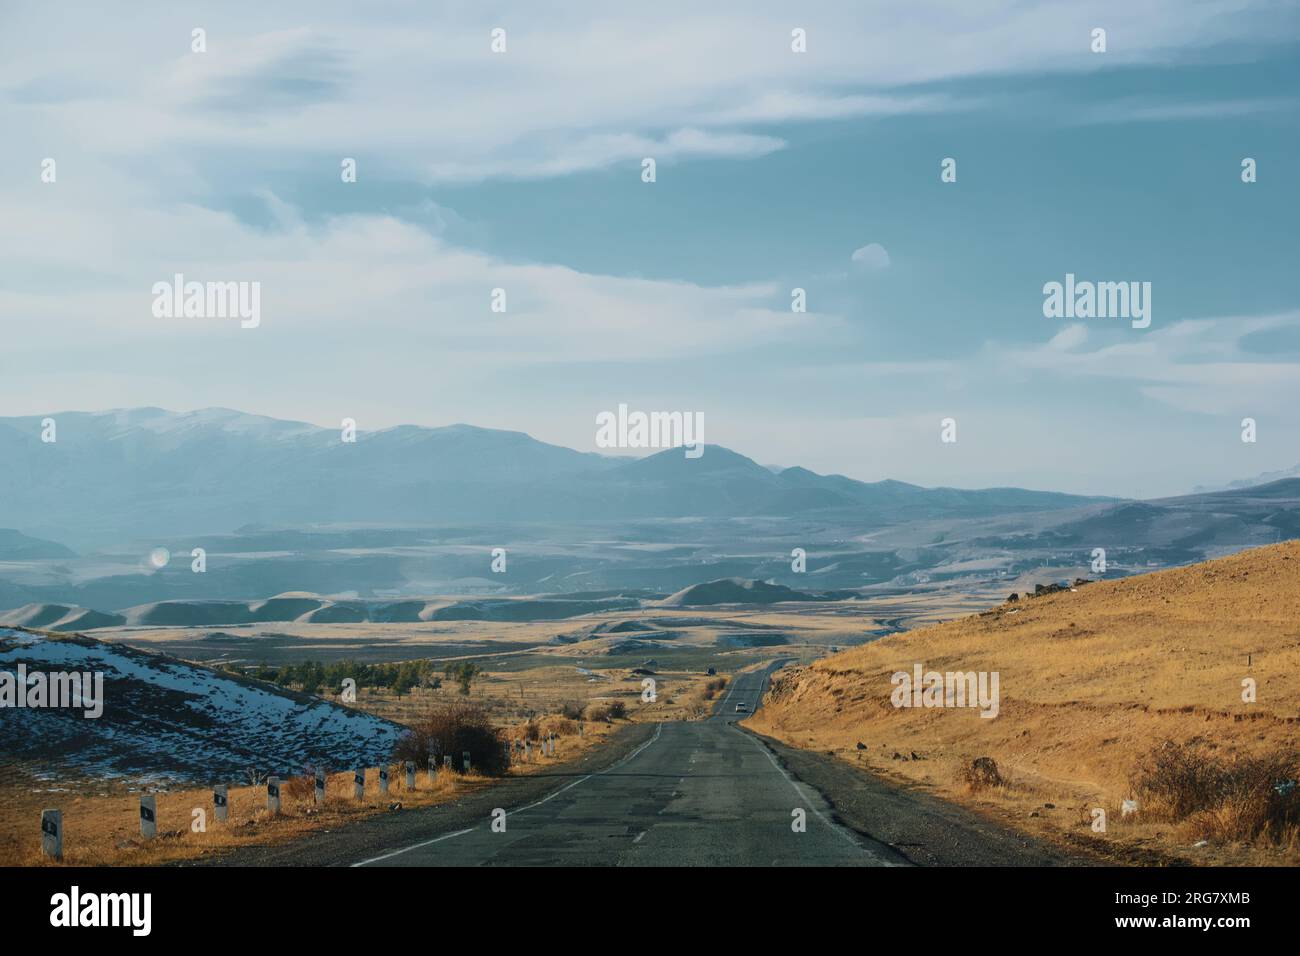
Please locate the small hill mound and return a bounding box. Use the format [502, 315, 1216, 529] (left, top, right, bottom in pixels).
[0, 626, 403, 782]
[249, 594, 327, 621]
[592, 620, 660, 634]
[298, 601, 368, 624]
[0, 604, 126, 631]
[659, 578, 851, 607]
[368, 600, 429, 623]
[121, 601, 255, 627]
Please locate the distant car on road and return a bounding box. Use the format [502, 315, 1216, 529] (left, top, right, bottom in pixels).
[734, 702, 748, 713]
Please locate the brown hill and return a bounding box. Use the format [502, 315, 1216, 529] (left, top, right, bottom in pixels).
[747, 540, 1300, 865]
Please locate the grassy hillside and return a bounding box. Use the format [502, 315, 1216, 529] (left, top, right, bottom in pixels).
[748, 540, 1300, 865]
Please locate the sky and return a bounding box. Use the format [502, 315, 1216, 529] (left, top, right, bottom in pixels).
[2, 0, 1299, 498]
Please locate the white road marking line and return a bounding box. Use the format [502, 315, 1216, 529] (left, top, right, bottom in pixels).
[349, 827, 476, 866]
[734, 725, 886, 858]
[633, 830, 646, 844]
[352, 723, 664, 867]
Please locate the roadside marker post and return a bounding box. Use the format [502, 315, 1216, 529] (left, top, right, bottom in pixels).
[405, 761, 416, 789]
[525, 740, 532, 762]
[443, 755, 452, 771]
[378, 766, 389, 796]
[139, 794, 157, 840]
[463, 751, 471, 773]
[353, 769, 365, 800]
[267, 776, 281, 814]
[315, 770, 326, 804]
[41, 809, 62, 861]
[213, 784, 228, 822]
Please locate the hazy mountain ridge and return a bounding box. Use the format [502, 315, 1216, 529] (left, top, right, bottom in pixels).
[0, 407, 1108, 549]
[2, 409, 1296, 612]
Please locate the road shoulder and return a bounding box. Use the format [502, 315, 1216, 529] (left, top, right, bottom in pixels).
[742, 727, 1102, 866]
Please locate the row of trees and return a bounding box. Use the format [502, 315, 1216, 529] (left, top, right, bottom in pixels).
[227, 658, 483, 697]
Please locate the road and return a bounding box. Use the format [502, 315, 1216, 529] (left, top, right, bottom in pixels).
[206, 661, 1085, 867]
[354, 663, 905, 867]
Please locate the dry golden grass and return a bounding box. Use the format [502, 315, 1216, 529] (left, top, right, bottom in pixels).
[354, 664, 727, 726]
[747, 540, 1300, 866]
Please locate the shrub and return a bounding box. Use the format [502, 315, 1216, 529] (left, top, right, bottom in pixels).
[283, 772, 317, 802]
[1132, 740, 1300, 844]
[560, 700, 585, 720]
[702, 677, 727, 701]
[607, 700, 627, 719]
[393, 700, 509, 776]
[959, 756, 1002, 791]
[548, 717, 577, 736]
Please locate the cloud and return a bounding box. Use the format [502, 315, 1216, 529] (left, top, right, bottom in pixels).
[850, 243, 891, 270]
[1000, 312, 1300, 415]
[179, 31, 353, 116]
[426, 128, 786, 183]
[0, 178, 832, 366]
[3, 1, 1291, 185]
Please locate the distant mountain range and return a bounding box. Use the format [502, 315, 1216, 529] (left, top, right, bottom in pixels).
[0, 407, 1111, 550]
[2, 408, 1297, 611]
[1194, 464, 1300, 494]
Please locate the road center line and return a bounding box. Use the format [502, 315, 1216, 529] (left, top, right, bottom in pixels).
[352, 722, 663, 867]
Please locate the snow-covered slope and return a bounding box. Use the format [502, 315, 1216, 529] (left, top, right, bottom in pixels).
[0, 627, 404, 782]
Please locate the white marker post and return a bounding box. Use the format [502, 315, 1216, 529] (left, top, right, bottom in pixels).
[213, 785, 228, 822]
[462, 751, 471, 773]
[443, 755, 452, 771]
[579, 723, 584, 737]
[41, 809, 62, 861]
[140, 795, 157, 840]
[267, 776, 281, 814]
[405, 761, 416, 790]
[525, 740, 532, 763]
[353, 769, 365, 800]
[378, 766, 389, 796]
[315, 770, 326, 804]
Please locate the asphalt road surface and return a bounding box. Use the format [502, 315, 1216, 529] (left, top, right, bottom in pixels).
[355, 663, 904, 867]
[206, 661, 1086, 867]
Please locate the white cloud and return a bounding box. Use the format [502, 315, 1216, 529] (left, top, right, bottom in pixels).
[850, 243, 891, 270]
[2, 1, 1289, 185]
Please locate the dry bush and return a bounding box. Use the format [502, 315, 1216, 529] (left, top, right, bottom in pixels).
[560, 701, 585, 720]
[282, 773, 316, 802]
[1132, 740, 1300, 844]
[584, 702, 611, 722]
[547, 717, 577, 736]
[393, 700, 509, 776]
[958, 756, 1002, 791]
[701, 677, 728, 701]
[607, 700, 627, 719]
